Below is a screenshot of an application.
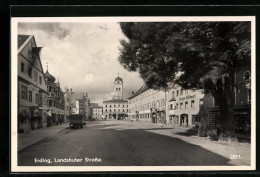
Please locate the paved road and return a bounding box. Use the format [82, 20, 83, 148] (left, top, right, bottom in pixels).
[18, 120, 229, 166]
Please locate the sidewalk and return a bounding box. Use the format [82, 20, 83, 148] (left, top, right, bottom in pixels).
[18, 123, 69, 151]
[123, 119, 251, 166]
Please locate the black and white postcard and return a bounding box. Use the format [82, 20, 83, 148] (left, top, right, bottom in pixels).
[11, 16, 256, 172]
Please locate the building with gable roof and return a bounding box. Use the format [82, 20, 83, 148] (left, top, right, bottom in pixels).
[18, 35, 49, 132]
[44, 67, 65, 126]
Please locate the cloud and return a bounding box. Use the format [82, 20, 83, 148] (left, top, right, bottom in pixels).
[18, 22, 144, 103]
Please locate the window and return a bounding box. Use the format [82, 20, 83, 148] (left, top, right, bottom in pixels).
[114, 105, 116, 107]
[185, 102, 188, 109]
[118, 88, 120, 91]
[28, 68, 32, 78]
[180, 102, 183, 109]
[39, 96, 42, 105]
[119, 104, 120, 107]
[118, 109, 120, 112]
[116, 88, 118, 91]
[185, 90, 188, 94]
[39, 76, 42, 85]
[109, 109, 111, 112]
[34, 71, 38, 82]
[172, 91, 175, 98]
[114, 109, 116, 112]
[248, 89, 251, 103]
[199, 99, 203, 106]
[191, 100, 195, 108]
[105, 105, 107, 108]
[35, 93, 39, 104]
[170, 104, 173, 110]
[28, 90, 32, 102]
[123, 109, 124, 112]
[21, 85, 28, 100]
[243, 71, 251, 81]
[175, 103, 178, 109]
[123, 105, 124, 107]
[109, 105, 111, 108]
[176, 90, 179, 96]
[21, 62, 25, 72]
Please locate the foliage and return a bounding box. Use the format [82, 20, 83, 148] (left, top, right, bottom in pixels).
[119, 22, 251, 137]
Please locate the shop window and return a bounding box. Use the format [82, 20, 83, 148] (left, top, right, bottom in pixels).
[28, 90, 32, 102]
[21, 85, 28, 100]
[21, 62, 25, 73]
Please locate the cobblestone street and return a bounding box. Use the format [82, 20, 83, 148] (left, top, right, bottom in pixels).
[18, 120, 251, 166]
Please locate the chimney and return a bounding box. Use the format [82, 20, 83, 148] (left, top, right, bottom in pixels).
[132, 91, 134, 95]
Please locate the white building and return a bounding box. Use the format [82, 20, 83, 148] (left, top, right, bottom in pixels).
[128, 85, 167, 123]
[167, 86, 204, 127]
[103, 75, 128, 119]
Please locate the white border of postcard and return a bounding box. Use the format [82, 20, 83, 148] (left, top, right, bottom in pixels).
[11, 16, 256, 172]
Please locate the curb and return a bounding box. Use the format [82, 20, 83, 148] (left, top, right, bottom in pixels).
[18, 137, 49, 152]
[18, 126, 68, 152]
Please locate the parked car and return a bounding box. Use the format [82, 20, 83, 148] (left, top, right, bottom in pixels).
[69, 114, 85, 129]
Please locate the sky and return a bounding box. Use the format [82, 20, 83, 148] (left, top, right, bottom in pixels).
[18, 22, 144, 105]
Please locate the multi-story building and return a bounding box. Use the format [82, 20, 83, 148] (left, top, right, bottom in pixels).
[18, 35, 49, 132]
[44, 68, 65, 125]
[64, 88, 73, 123]
[203, 61, 251, 134]
[128, 85, 167, 123]
[167, 87, 204, 127]
[70, 90, 91, 119]
[103, 75, 128, 119]
[90, 103, 103, 119]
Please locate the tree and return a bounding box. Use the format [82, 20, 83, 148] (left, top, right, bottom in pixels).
[119, 22, 251, 142]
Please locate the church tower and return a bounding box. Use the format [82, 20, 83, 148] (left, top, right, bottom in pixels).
[113, 73, 123, 99]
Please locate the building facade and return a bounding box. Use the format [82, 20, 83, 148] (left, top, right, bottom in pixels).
[70, 91, 91, 120]
[18, 35, 49, 132]
[167, 87, 204, 127]
[203, 62, 251, 134]
[103, 75, 128, 119]
[90, 103, 103, 119]
[128, 85, 167, 123]
[44, 69, 65, 126]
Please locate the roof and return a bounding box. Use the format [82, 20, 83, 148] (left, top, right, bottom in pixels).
[115, 76, 123, 82]
[103, 99, 128, 103]
[90, 103, 102, 108]
[18, 35, 30, 49]
[127, 85, 149, 100]
[44, 70, 56, 83]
